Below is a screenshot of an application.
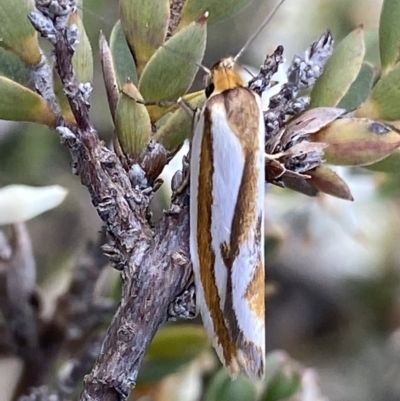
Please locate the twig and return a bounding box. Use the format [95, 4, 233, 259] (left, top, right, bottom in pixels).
[263, 31, 334, 140]
[168, 0, 185, 36]
[28, 1, 193, 400]
[0, 223, 38, 358]
[13, 237, 111, 400]
[58, 333, 105, 399]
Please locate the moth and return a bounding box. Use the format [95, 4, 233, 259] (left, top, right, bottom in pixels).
[188, 0, 286, 378]
[189, 56, 266, 378]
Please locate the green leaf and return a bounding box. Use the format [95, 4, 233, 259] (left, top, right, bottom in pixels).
[137, 324, 209, 384]
[357, 61, 400, 120]
[337, 62, 375, 110]
[261, 352, 302, 401]
[311, 26, 365, 108]
[52, 68, 76, 126]
[147, 325, 209, 361]
[155, 91, 206, 150]
[364, 29, 380, 65]
[178, 0, 252, 28]
[262, 371, 301, 401]
[120, 0, 169, 75]
[110, 20, 138, 86]
[0, 0, 41, 65]
[139, 16, 207, 107]
[0, 76, 57, 126]
[137, 358, 191, 384]
[308, 166, 354, 200]
[70, 11, 93, 84]
[115, 81, 151, 159]
[312, 118, 400, 166]
[0, 48, 32, 88]
[380, 0, 400, 74]
[99, 33, 119, 123]
[365, 149, 400, 172]
[204, 369, 257, 401]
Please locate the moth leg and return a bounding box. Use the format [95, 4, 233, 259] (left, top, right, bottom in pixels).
[177, 96, 196, 118]
[265, 152, 285, 160]
[171, 153, 191, 198]
[178, 97, 202, 140]
[121, 88, 176, 108]
[168, 283, 197, 321]
[172, 98, 202, 198]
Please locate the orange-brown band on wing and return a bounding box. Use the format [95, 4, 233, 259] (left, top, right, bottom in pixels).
[216, 87, 265, 377]
[222, 152, 265, 377]
[197, 107, 237, 366]
[244, 215, 265, 321]
[223, 87, 262, 152]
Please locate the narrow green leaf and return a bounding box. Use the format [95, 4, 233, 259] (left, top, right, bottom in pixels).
[120, 0, 169, 75]
[311, 26, 365, 108]
[52, 68, 76, 126]
[0, 0, 41, 65]
[178, 0, 252, 28]
[312, 118, 400, 166]
[337, 62, 375, 110]
[139, 16, 207, 106]
[70, 11, 93, 84]
[380, 0, 400, 74]
[110, 20, 138, 86]
[99, 33, 119, 123]
[115, 81, 151, 159]
[51, 11, 93, 124]
[0, 76, 57, 126]
[357, 61, 400, 120]
[204, 370, 257, 401]
[155, 91, 206, 150]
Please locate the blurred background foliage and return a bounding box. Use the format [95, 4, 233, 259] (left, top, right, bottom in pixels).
[2, 0, 400, 400]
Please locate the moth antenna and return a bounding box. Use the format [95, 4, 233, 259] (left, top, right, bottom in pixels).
[159, 43, 211, 75]
[195, 62, 211, 75]
[242, 66, 256, 78]
[233, 0, 286, 63]
[76, 4, 113, 26]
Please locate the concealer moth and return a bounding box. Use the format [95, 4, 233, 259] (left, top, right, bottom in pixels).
[189, 0, 286, 379]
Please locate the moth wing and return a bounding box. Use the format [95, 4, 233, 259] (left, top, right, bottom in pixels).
[215, 91, 265, 377]
[190, 98, 245, 370]
[190, 90, 265, 378]
[229, 93, 266, 374]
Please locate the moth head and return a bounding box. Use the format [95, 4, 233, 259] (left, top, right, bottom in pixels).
[204, 57, 246, 98]
[202, 0, 286, 99]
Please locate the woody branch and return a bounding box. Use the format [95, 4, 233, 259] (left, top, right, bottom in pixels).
[28, 0, 193, 400]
